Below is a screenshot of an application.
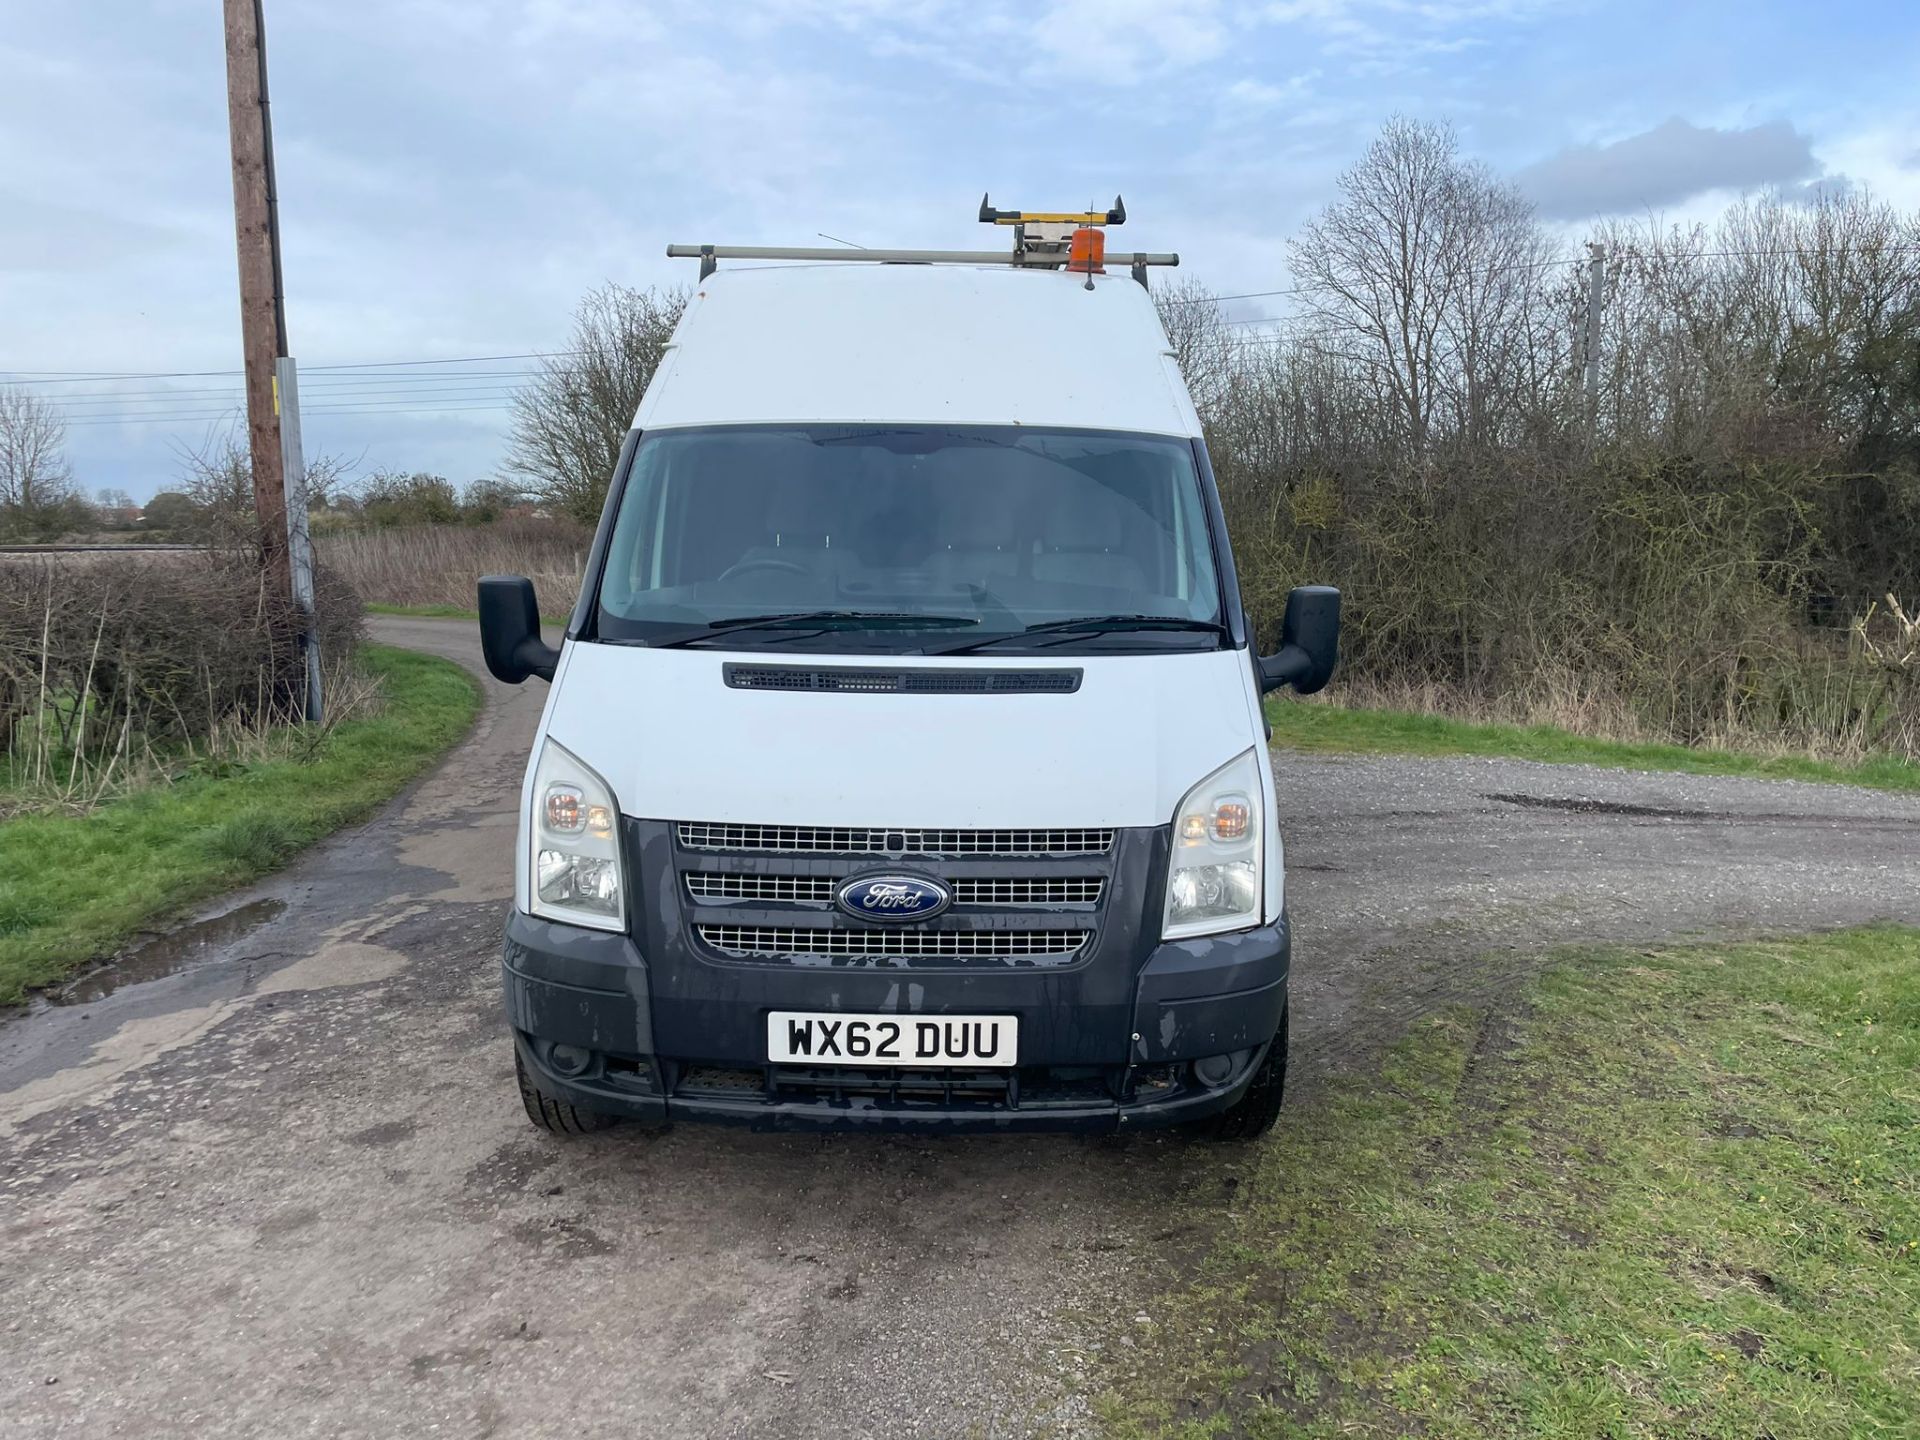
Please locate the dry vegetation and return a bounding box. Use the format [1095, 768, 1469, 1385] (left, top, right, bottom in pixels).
[0, 551, 363, 815]
[316, 515, 590, 614]
[1165, 120, 1920, 761]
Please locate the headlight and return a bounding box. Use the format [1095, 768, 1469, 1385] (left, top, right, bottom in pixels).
[528, 739, 624, 931]
[1163, 749, 1264, 940]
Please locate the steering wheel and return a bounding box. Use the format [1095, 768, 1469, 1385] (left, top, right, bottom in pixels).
[718, 557, 812, 582]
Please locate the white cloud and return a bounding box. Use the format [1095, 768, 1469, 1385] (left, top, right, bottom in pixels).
[1261, 0, 1565, 60]
[1217, 73, 1321, 116]
[1816, 119, 1920, 212]
[1023, 0, 1232, 81]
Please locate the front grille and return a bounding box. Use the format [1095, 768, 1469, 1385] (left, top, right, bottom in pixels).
[696, 925, 1089, 962]
[677, 822, 1114, 856]
[684, 874, 1104, 906]
[954, 877, 1104, 905]
[667, 818, 1123, 970]
[725, 664, 1081, 695]
[687, 873, 835, 903]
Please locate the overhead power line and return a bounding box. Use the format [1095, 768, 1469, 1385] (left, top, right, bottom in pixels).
[0, 350, 575, 384]
[1156, 241, 1920, 308]
[38, 378, 540, 409]
[1, 349, 560, 428]
[59, 401, 516, 429]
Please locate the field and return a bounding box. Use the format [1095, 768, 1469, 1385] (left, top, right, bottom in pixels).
[316, 517, 589, 615]
[1100, 926, 1920, 1439]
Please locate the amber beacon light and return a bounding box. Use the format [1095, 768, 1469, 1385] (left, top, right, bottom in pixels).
[1067, 227, 1106, 275]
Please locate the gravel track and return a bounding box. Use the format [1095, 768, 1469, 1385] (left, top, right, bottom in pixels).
[3, 616, 1915, 1438]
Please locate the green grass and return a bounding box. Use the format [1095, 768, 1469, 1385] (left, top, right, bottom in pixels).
[365, 601, 484, 620]
[0, 645, 479, 1005]
[366, 602, 569, 624]
[1099, 926, 1920, 1439]
[1267, 699, 1920, 793]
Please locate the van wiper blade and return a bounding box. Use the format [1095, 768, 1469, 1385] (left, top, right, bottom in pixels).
[936, 614, 1227, 654]
[814, 429, 1016, 453]
[647, 611, 980, 647]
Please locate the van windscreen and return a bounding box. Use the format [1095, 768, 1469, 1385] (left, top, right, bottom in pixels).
[594, 425, 1226, 652]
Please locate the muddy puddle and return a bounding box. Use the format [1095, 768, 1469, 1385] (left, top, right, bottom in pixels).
[47, 899, 288, 1006]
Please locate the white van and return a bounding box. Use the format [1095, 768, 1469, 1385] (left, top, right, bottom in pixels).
[479, 205, 1339, 1139]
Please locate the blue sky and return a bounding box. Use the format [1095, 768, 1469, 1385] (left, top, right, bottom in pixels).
[3, 0, 1918, 501]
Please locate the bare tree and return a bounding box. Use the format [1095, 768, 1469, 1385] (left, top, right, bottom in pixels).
[1154, 277, 1240, 421]
[174, 423, 349, 547]
[0, 386, 76, 514]
[1287, 116, 1554, 463]
[506, 283, 688, 525]
[1428, 167, 1561, 448]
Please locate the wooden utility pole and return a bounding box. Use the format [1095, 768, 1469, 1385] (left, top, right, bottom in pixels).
[224, 0, 289, 586]
[225, 0, 321, 720]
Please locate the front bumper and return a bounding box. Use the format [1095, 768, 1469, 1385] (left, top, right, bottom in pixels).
[502, 907, 1289, 1134]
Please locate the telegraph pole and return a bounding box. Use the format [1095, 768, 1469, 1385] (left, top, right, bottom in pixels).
[225, 0, 322, 719]
[224, 0, 289, 581]
[1581, 241, 1606, 422]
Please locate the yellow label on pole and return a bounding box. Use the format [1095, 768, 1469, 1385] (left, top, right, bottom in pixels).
[272, 374, 280, 416]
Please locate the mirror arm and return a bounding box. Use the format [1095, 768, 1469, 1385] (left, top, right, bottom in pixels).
[515, 634, 561, 684]
[1258, 645, 1311, 694]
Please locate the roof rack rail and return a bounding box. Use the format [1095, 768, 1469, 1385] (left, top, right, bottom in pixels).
[666, 244, 1176, 273]
[668, 194, 1176, 287]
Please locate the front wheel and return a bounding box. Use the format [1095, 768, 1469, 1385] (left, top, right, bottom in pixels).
[1188, 1011, 1288, 1142]
[516, 1049, 618, 1136]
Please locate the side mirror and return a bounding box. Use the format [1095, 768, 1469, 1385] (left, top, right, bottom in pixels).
[1257, 585, 1341, 695]
[478, 575, 560, 684]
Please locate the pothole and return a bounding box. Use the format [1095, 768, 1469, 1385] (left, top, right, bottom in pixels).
[1485, 792, 1714, 821]
[48, 898, 288, 1005]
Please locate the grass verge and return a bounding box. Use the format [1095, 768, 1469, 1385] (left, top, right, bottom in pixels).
[1267, 699, 1920, 793]
[1099, 926, 1920, 1438]
[366, 602, 570, 625]
[366, 601, 484, 620]
[0, 645, 479, 1005]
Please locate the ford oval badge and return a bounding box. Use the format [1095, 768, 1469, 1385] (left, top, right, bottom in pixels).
[835, 874, 952, 923]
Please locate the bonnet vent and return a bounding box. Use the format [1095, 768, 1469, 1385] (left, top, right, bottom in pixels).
[724, 664, 1080, 695]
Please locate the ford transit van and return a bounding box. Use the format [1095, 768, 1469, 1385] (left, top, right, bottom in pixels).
[479, 204, 1339, 1139]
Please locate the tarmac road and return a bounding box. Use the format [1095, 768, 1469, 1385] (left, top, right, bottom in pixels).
[4, 615, 1917, 1438]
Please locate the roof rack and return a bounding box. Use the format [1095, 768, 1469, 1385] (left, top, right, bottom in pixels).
[667, 194, 1177, 288]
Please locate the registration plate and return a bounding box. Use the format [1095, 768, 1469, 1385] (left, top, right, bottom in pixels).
[767, 1011, 1017, 1068]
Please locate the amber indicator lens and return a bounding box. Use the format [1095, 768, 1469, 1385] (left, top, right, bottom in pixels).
[1211, 798, 1251, 842]
[544, 784, 586, 834]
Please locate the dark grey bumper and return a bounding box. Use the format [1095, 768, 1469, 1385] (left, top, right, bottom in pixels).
[503, 908, 1289, 1134]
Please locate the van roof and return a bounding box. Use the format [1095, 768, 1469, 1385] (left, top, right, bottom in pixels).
[632, 263, 1202, 439]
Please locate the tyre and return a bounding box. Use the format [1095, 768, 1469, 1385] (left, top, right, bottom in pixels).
[515, 1048, 618, 1135]
[1189, 1010, 1288, 1142]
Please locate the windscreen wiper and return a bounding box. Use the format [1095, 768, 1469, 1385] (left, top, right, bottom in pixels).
[645, 611, 980, 648]
[936, 614, 1227, 655]
[814, 429, 1016, 453]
